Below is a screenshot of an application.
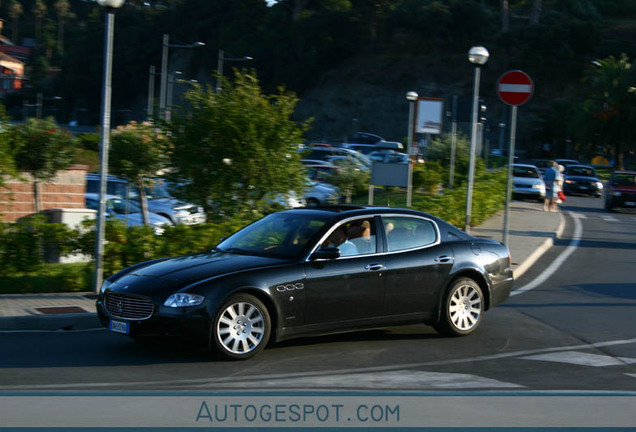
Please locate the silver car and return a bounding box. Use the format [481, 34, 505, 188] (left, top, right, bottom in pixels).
[512, 164, 546, 202]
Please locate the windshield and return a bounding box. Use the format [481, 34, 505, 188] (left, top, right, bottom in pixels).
[107, 197, 142, 214]
[611, 173, 636, 186]
[513, 166, 540, 178]
[216, 212, 330, 259]
[145, 183, 173, 200]
[567, 167, 595, 177]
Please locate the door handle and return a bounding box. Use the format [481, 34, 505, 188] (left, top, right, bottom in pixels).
[435, 255, 454, 263]
[364, 264, 385, 271]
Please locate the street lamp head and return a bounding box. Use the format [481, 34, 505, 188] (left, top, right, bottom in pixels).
[468, 46, 489, 66]
[193, 41, 205, 47]
[97, 0, 125, 8]
[406, 91, 419, 102]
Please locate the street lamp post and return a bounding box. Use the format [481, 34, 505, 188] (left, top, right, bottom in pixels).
[216, 49, 253, 93]
[147, 65, 157, 119]
[464, 46, 489, 233]
[94, 0, 125, 294]
[406, 91, 418, 207]
[159, 34, 204, 120]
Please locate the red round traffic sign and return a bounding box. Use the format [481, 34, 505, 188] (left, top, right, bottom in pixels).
[497, 70, 534, 106]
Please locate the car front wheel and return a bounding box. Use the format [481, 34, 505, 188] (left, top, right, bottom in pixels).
[211, 294, 271, 360]
[435, 277, 484, 337]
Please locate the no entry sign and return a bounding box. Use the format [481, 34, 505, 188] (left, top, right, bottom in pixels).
[497, 70, 533, 106]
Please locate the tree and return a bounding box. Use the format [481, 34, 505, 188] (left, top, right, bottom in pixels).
[583, 54, 636, 170]
[166, 70, 310, 220]
[13, 118, 74, 213]
[32, 0, 47, 46]
[109, 121, 167, 226]
[54, 0, 71, 55]
[8, 0, 23, 42]
[0, 107, 20, 187]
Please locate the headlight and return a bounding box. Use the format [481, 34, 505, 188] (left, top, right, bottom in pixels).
[100, 280, 112, 294]
[532, 184, 543, 189]
[163, 293, 205, 308]
[596, 182, 604, 189]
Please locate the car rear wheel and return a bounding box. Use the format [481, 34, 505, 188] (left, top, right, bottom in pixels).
[211, 294, 271, 360]
[435, 277, 483, 337]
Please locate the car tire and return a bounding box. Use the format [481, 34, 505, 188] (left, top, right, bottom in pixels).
[435, 277, 484, 337]
[211, 294, 271, 360]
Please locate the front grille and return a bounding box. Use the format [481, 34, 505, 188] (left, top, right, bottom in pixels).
[105, 292, 154, 320]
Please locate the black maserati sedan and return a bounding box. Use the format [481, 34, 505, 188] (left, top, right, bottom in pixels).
[96, 206, 513, 360]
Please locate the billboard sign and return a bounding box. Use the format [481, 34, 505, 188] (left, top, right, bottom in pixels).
[416, 98, 444, 134]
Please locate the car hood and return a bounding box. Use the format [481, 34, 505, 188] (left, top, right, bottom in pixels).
[108, 251, 288, 296]
[610, 185, 636, 193]
[513, 177, 543, 186]
[565, 176, 600, 182]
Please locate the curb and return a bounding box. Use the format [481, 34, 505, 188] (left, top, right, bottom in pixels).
[513, 211, 566, 279]
[0, 313, 100, 332]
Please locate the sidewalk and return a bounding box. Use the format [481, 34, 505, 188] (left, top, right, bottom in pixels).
[0, 200, 564, 331]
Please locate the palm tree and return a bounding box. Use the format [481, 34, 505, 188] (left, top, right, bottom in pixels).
[32, 0, 47, 46]
[584, 54, 636, 170]
[54, 0, 71, 55]
[8, 0, 23, 43]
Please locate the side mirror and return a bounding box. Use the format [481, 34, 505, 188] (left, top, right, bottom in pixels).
[310, 246, 341, 261]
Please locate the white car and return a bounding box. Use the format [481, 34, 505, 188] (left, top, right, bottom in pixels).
[85, 193, 172, 234]
[304, 180, 340, 206]
[512, 164, 546, 202]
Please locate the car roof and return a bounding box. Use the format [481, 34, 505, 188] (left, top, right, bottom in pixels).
[85, 193, 121, 200]
[612, 170, 636, 175]
[512, 163, 538, 169]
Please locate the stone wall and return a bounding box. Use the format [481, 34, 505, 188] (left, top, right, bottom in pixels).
[0, 165, 88, 222]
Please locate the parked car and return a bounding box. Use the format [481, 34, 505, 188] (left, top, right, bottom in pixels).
[554, 158, 580, 168]
[604, 171, 636, 211]
[86, 174, 207, 225]
[512, 164, 546, 202]
[299, 146, 372, 171]
[368, 149, 409, 164]
[304, 180, 340, 207]
[341, 140, 403, 155]
[96, 206, 513, 360]
[85, 193, 171, 235]
[562, 165, 603, 197]
[529, 159, 554, 176]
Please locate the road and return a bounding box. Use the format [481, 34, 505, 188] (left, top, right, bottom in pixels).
[1, 196, 635, 392]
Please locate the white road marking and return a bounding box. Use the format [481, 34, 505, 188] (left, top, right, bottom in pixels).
[2, 337, 636, 391]
[511, 212, 582, 296]
[601, 216, 619, 223]
[521, 351, 636, 367]
[0, 327, 105, 334]
[188, 370, 524, 390]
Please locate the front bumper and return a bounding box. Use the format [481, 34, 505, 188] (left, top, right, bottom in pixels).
[96, 298, 211, 346]
[563, 183, 602, 196]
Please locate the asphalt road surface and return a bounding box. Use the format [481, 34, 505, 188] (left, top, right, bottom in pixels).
[1, 195, 635, 393]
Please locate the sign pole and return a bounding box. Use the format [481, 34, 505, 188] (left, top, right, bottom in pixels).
[503, 105, 517, 246]
[496, 70, 533, 246]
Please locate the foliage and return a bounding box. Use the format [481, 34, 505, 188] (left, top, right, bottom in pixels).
[581, 53, 636, 170]
[12, 118, 75, 212]
[324, 160, 370, 203]
[109, 121, 168, 224]
[165, 70, 310, 220]
[0, 106, 19, 186]
[0, 215, 77, 276]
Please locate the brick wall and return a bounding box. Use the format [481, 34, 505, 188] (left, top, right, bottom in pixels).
[0, 165, 88, 222]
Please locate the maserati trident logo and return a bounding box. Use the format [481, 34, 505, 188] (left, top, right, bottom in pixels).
[117, 301, 124, 315]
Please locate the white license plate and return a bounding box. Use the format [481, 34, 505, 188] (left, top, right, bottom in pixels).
[626, 201, 636, 206]
[579, 186, 589, 189]
[109, 320, 129, 334]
